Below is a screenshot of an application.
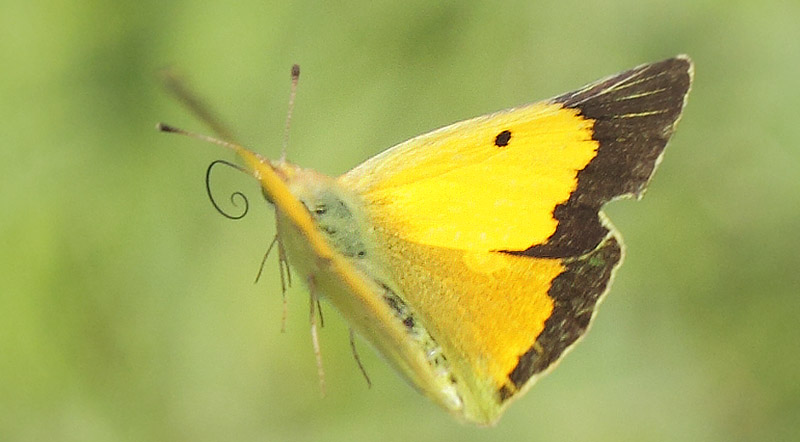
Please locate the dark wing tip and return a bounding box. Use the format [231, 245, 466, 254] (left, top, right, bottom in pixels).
[521, 57, 692, 259]
[555, 55, 693, 200]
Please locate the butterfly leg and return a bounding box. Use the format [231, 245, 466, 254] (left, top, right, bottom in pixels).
[349, 328, 372, 388]
[308, 275, 326, 396]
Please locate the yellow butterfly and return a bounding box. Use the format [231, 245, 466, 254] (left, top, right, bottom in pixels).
[160, 55, 693, 425]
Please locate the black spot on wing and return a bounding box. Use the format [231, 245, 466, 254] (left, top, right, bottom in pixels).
[494, 130, 512, 147]
[516, 56, 692, 258]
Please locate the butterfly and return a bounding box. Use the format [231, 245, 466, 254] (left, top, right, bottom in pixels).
[160, 55, 693, 425]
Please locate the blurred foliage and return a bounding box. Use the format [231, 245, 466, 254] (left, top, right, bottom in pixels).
[2, 0, 799, 441]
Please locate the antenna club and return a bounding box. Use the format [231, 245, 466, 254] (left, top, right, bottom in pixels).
[156, 122, 181, 133]
[282, 64, 301, 161]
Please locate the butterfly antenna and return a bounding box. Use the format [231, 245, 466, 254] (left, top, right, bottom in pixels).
[157, 123, 245, 154]
[160, 68, 238, 142]
[281, 64, 300, 162]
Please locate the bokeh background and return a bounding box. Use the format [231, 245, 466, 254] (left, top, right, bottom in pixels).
[2, 1, 799, 441]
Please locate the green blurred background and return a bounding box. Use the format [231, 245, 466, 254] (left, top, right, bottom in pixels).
[2, 1, 799, 441]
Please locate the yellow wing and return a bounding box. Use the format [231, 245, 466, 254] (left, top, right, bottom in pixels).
[333, 56, 693, 423]
[371, 222, 623, 423]
[341, 56, 692, 257]
[341, 102, 597, 252]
